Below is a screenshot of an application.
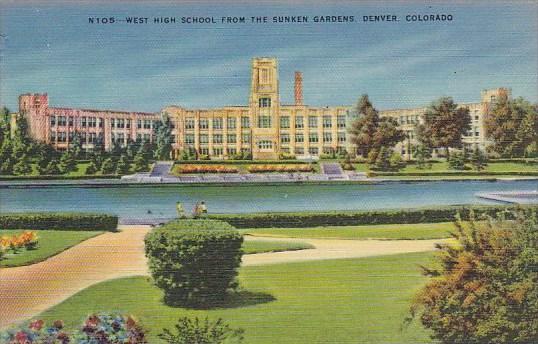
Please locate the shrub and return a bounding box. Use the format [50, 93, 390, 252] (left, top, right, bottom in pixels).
[341, 162, 355, 171]
[207, 205, 538, 228]
[279, 152, 296, 160]
[247, 164, 313, 173]
[410, 210, 538, 343]
[1, 231, 39, 252]
[0, 213, 118, 231]
[159, 317, 244, 344]
[145, 228, 243, 307]
[0, 314, 147, 344]
[160, 219, 236, 231]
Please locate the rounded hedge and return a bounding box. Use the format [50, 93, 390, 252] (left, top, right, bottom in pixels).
[144, 227, 243, 307]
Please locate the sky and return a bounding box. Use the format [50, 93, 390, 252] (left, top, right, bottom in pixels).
[1, 0, 537, 113]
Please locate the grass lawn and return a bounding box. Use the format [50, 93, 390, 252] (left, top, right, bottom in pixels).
[353, 161, 537, 174]
[0, 230, 102, 267]
[37, 252, 434, 343]
[242, 239, 314, 254]
[242, 222, 454, 240]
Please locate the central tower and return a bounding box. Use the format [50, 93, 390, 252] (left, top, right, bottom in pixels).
[249, 57, 280, 160]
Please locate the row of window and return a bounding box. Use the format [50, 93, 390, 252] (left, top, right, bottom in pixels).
[191, 134, 251, 145]
[398, 115, 420, 125]
[185, 117, 250, 130]
[280, 147, 345, 155]
[280, 132, 346, 143]
[183, 115, 348, 130]
[198, 147, 251, 156]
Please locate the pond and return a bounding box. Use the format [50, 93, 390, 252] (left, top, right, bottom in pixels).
[1, 180, 536, 220]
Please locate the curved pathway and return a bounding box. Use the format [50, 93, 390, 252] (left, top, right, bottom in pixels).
[0, 225, 448, 329]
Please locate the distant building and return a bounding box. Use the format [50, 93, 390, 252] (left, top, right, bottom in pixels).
[18, 57, 510, 159]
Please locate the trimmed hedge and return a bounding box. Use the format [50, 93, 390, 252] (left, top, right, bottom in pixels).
[145, 227, 243, 307]
[159, 219, 236, 231]
[0, 213, 118, 231]
[0, 174, 120, 181]
[208, 205, 538, 228]
[174, 160, 314, 165]
[368, 171, 538, 177]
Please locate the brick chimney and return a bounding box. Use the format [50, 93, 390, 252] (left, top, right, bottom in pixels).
[294, 71, 303, 106]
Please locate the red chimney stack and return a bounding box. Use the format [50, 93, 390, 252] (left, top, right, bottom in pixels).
[294, 71, 303, 106]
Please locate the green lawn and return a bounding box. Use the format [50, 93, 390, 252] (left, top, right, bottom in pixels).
[0, 230, 102, 267]
[242, 239, 314, 254]
[37, 252, 434, 343]
[353, 161, 537, 174]
[242, 222, 454, 240]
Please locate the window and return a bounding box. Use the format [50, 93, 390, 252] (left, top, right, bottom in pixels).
[136, 134, 142, 142]
[309, 147, 319, 155]
[49, 131, 56, 142]
[281, 133, 290, 144]
[143, 134, 150, 142]
[89, 133, 97, 143]
[295, 116, 304, 129]
[185, 118, 195, 129]
[309, 133, 319, 143]
[118, 119, 125, 129]
[323, 132, 332, 143]
[143, 120, 151, 129]
[199, 119, 209, 130]
[490, 95, 496, 102]
[322, 116, 332, 128]
[213, 118, 223, 130]
[295, 147, 304, 155]
[137, 120, 142, 129]
[227, 117, 236, 129]
[126, 119, 131, 129]
[337, 132, 346, 143]
[308, 116, 318, 128]
[257, 140, 273, 149]
[89, 117, 97, 128]
[227, 134, 237, 144]
[213, 134, 223, 144]
[199, 134, 209, 144]
[58, 116, 66, 126]
[81, 117, 87, 127]
[227, 147, 237, 156]
[242, 133, 251, 143]
[280, 116, 290, 128]
[98, 118, 102, 128]
[258, 97, 271, 108]
[185, 134, 195, 144]
[50, 116, 56, 126]
[295, 133, 304, 143]
[213, 147, 223, 156]
[337, 115, 346, 128]
[57, 131, 67, 142]
[111, 118, 116, 128]
[170, 135, 176, 144]
[241, 116, 250, 128]
[68, 117, 74, 127]
[475, 115, 479, 120]
[200, 147, 209, 155]
[323, 147, 333, 154]
[258, 115, 271, 128]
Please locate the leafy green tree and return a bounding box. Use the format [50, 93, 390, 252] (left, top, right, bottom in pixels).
[12, 154, 33, 175]
[411, 210, 538, 344]
[154, 113, 173, 160]
[422, 97, 471, 159]
[349, 95, 405, 158]
[448, 151, 467, 170]
[372, 146, 392, 171]
[133, 147, 149, 172]
[0, 141, 14, 175]
[159, 317, 244, 344]
[485, 94, 537, 157]
[115, 154, 131, 175]
[100, 157, 116, 174]
[85, 161, 98, 175]
[413, 144, 432, 169]
[69, 131, 84, 159]
[43, 159, 60, 175]
[470, 147, 488, 171]
[89, 151, 104, 171]
[58, 151, 77, 174]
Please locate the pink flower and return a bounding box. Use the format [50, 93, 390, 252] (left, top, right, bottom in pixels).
[14, 331, 28, 343]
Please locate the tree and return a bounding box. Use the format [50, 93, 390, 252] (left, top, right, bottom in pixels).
[413, 143, 432, 169]
[470, 147, 488, 171]
[43, 159, 60, 175]
[349, 95, 405, 158]
[85, 161, 98, 175]
[159, 317, 244, 344]
[447, 151, 466, 170]
[0, 141, 14, 175]
[13, 154, 32, 175]
[100, 158, 116, 174]
[372, 147, 392, 171]
[69, 131, 84, 159]
[58, 151, 77, 174]
[421, 97, 471, 159]
[133, 147, 149, 172]
[485, 94, 537, 157]
[115, 154, 131, 175]
[154, 113, 173, 160]
[410, 210, 538, 344]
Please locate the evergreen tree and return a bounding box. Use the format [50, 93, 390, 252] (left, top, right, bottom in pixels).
[133, 149, 149, 172]
[12, 154, 32, 175]
[373, 146, 392, 171]
[58, 150, 77, 174]
[448, 151, 467, 170]
[0, 141, 14, 175]
[115, 154, 131, 175]
[43, 159, 60, 175]
[470, 147, 488, 171]
[413, 144, 432, 169]
[69, 131, 84, 159]
[100, 157, 116, 174]
[422, 97, 471, 159]
[85, 161, 98, 175]
[154, 114, 173, 160]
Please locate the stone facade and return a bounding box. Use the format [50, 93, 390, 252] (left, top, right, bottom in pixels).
[17, 57, 510, 159]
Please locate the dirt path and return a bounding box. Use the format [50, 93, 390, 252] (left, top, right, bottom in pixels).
[0, 226, 447, 329]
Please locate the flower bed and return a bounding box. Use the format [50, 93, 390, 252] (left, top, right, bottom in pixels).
[0, 231, 38, 254]
[247, 164, 313, 173]
[1, 314, 147, 344]
[176, 164, 239, 174]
